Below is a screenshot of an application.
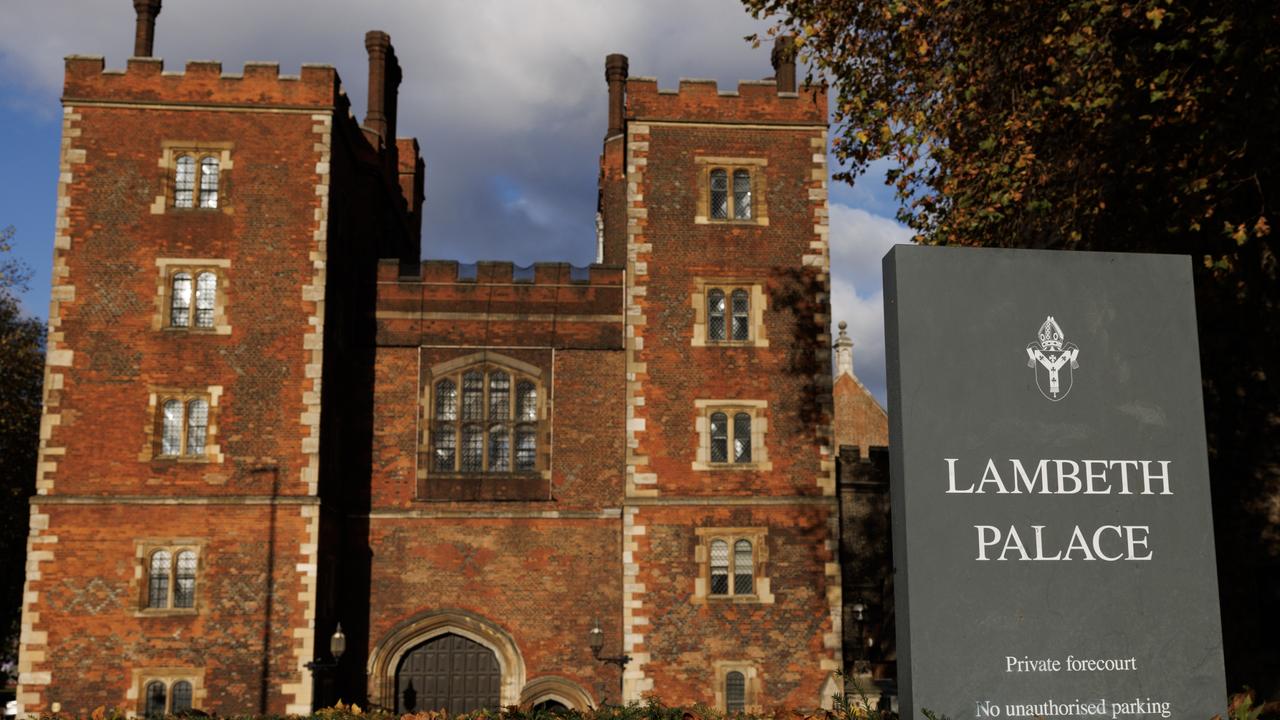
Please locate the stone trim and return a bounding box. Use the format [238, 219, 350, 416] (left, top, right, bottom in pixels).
[126, 668, 207, 719]
[691, 399, 773, 472]
[132, 539, 206, 616]
[151, 258, 231, 335]
[692, 527, 774, 605]
[694, 156, 769, 226]
[712, 661, 763, 713]
[519, 676, 596, 711]
[150, 141, 234, 215]
[367, 609, 527, 709]
[624, 122, 655, 500]
[621, 507, 652, 700]
[281, 110, 331, 715]
[138, 385, 224, 463]
[690, 278, 768, 348]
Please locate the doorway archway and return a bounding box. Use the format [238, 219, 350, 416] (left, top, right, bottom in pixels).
[395, 632, 501, 713]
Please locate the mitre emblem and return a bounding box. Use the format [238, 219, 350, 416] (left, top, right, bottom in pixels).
[1026, 315, 1080, 401]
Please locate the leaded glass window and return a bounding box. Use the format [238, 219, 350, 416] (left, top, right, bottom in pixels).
[171, 681, 194, 713]
[145, 681, 167, 719]
[170, 272, 192, 328]
[186, 399, 208, 456]
[733, 413, 752, 463]
[161, 400, 184, 456]
[194, 272, 217, 328]
[730, 289, 749, 341]
[710, 412, 728, 463]
[174, 156, 195, 208]
[199, 157, 219, 208]
[710, 169, 728, 219]
[708, 290, 726, 341]
[726, 671, 746, 713]
[734, 540, 754, 594]
[710, 539, 729, 595]
[148, 550, 171, 608]
[174, 550, 197, 608]
[732, 170, 752, 219]
[428, 364, 542, 475]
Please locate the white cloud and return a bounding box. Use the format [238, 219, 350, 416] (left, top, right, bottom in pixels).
[828, 204, 914, 403]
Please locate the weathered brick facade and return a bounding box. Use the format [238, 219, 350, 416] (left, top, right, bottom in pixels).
[19, 15, 857, 716]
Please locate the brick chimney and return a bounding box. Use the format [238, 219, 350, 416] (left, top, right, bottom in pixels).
[771, 34, 797, 93]
[132, 0, 162, 58]
[364, 30, 402, 145]
[605, 53, 628, 139]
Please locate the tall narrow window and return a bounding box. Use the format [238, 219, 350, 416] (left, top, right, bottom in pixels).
[174, 156, 196, 208]
[725, 671, 746, 713]
[170, 272, 193, 328]
[432, 428, 456, 471]
[734, 540, 754, 594]
[730, 290, 750, 341]
[198, 157, 220, 208]
[185, 399, 208, 456]
[517, 381, 537, 422]
[461, 371, 484, 421]
[708, 290, 726, 341]
[435, 380, 457, 420]
[489, 424, 511, 472]
[461, 426, 484, 472]
[194, 272, 217, 328]
[733, 169, 752, 219]
[710, 540, 729, 595]
[171, 681, 194, 713]
[148, 550, 172, 608]
[515, 427, 537, 471]
[161, 400, 184, 456]
[144, 681, 167, 719]
[174, 550, 197, 608]
[489, 372, 510, 419]
[733, 413, 752, 463]
[710, 169, 728, 219]
[710, 412, 728, 463]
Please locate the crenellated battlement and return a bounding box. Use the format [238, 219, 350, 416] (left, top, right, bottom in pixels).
[378, 259, 623, 286]
[62, 55, 341, 109]
[625, 75, 825, 125]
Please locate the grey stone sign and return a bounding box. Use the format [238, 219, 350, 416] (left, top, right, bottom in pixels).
[883, 246, 1226, 720]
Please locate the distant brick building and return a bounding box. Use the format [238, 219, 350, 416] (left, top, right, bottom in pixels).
[16, 4, 870, 716]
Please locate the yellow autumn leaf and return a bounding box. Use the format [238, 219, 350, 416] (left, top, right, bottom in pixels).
[1146, 7, 1166, 28]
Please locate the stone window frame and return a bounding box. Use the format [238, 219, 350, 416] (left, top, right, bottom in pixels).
[694, 156, 769, 226]
[151, 141, 234, 214]
[692, 399, 772, 471]
[417, 352, 552, 498]
[128, 668, 206, 718]
[139, 386, 224, 464]
[713, 661, 763, 714]
[132, 540, 205, 617]
[152, 258, 231, 335]
[693, 527, 774, 605]
[691, 278, 768, 347]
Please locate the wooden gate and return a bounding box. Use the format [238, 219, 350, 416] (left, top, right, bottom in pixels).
[395, 633, 502, 714]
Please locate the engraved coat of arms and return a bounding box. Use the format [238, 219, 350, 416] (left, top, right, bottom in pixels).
[1026, 316, 1080, 401]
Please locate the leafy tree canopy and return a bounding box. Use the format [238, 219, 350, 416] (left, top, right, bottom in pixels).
[742, 0, 1278, 695]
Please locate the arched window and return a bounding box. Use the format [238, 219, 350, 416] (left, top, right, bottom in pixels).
[732, 169, 752, 219]
[730, 289, 750, 341]
[725, 670, 746, 713]
[710, 539, 729, 595]
[174, 156, 196, 208]
[733, 413, 752, 463]
[171, 681, 194, 713]
[148, 550, 172, 608]
[734, 540, 754, 594]
[161, 400, 184, 456]
[710, 169, 728, 219]
[174, 550, 197, 608]
[144, 680, 167, 719]
[198, 157, 220, 208]
[194, 272, 217, 328]
[429, 363, 542, 475]
[170, 272, 193, 328]
[710, 412, 728, 463]
[186, 399, 208, 456]
[707, 289, 726, 341]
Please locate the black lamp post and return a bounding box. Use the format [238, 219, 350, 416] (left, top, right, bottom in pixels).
[588, 617, 631, 702]
[307, 623, 347, 709]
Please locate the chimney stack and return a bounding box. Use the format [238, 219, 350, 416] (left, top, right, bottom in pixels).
[605, 53, 628, 139]
[132, 0, 162, 58]
[834, 321, 855, 378]
[364, 30, 402, 145]
[771, 35, 797, 93]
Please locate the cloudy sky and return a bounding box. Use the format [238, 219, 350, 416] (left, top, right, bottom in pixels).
[0, 0, 910, 403]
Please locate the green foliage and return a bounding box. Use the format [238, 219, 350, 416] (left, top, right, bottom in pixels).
[743, 0, 1280, 697]
[0, 225, 44, 684]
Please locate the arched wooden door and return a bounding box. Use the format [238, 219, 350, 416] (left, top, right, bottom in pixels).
[396, 633, 502, 714]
